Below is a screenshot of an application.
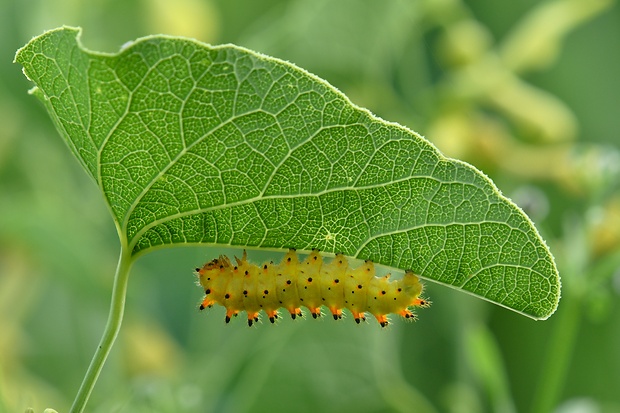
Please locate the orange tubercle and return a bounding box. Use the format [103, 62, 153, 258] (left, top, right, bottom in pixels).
[373, 314, 389, 328]
[398, 309, 416, 320]
[200, 297, 214, 310]
[350, 311, 367, 324]
[414, 298, 431, 307]
[266, 310, 279, 323]
[309, 307, 321, 319]
[329, 307, 343, 320]
[247, 311, 260, 327]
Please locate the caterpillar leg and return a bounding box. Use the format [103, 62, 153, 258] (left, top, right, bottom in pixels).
[247, 312, 260, 327]
[224, 308, 239, 323]
[399, 309, 417, 320]
[288, 308, 303, 320]
[309, 307, 322, 319]
[329, 307, 343, 320]
[414, 298, 431, 308]
[373, 314, 389, 328]
[266, 309, 279, 324]
[199, 297, 214, 310]
[350, 311, 366, 324]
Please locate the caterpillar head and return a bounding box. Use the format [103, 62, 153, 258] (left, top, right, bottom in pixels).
[403, 270, 431, 308]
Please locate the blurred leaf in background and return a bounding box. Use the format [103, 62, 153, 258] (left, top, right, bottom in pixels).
[1, 0, 620, 412]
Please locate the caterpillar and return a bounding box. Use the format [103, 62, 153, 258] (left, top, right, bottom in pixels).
[195, 249, 429, 328]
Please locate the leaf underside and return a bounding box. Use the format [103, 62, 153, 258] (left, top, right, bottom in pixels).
[15, 27, 560, 319]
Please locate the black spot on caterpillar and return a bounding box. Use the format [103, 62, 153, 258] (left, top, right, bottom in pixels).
[196, 249, 430, 327]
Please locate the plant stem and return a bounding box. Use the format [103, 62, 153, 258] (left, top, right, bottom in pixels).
[70, 247, 133, 413]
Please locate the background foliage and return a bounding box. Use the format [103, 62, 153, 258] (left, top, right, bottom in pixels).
[1, 0, 619, 412]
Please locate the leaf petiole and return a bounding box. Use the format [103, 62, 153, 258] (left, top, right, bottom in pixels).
[70, 246, 133, 413]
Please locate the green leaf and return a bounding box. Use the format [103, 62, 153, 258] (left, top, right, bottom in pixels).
[15, 27, 560, 319]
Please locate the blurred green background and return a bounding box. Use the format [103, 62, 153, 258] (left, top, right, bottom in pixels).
[1, 0, 620, 412]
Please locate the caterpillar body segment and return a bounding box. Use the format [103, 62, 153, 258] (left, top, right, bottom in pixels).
[196, 249, 429, 327]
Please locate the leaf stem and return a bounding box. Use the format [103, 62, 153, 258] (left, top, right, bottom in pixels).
[70, 247, 133, 413]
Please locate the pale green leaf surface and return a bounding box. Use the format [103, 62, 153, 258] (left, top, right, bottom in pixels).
[15, 27, 560, 319]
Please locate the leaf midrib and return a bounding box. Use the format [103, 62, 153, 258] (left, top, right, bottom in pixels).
[126, 183, 510, 255]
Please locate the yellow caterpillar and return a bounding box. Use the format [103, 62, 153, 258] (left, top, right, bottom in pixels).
[196, 249, 429, 327]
